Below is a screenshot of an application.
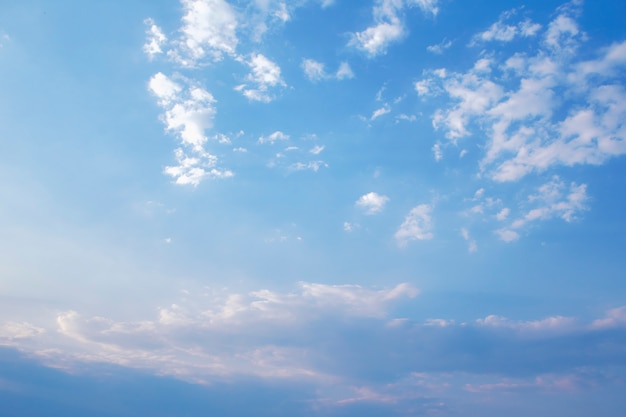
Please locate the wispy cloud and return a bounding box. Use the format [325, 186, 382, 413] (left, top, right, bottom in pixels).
[395, 204, 434, 246]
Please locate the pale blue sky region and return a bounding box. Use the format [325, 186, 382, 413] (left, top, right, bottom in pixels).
[1, 0, 626, 415]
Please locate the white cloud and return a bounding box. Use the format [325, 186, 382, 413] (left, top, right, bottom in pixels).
[408, 0, 439, 16]
[371, 105, 391, 120]
[495, 228, 519, 242]
[173, 0, 239, 65]
[164, 148, 233, 186]
[309, 145, 325, 155]
[0, 322, 45, 340]
[343, 222, 359, 232]
[302, 59, 355, 81]
[302, 59, 326, 81]
[336, 62, 355, 79]
[432, 142, 442, 161]
[148, 72, 233, 186]
[476, 314, 576, 333]
[494, 177, 587, 241]
[274, 2, 290, 22]
[143, 18, 167, 58]
[421, 4, 626, 182]
[258, 131, 290, 144]
[355, 192, 390, 215]
[289, 161, 328, 172]
[0, 282, 418, 382]
[590, 306, 626, 329]
[496, 207, 510, 221]
[395, 204, 434, 246]
[460, 228, 477, 253]
[350, 0, 405, 57]
[237, 53, 285, 102]
[471, 8, 541, 45]
[427, 38, 451, 54]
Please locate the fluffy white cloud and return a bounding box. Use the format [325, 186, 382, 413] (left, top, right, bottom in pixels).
[149, 72, 232, 185]
[351, 0, 441, 56]
[164, 148, 233, 186]
[236, 53, 285, 102]
[395, 204, 434, 246]
[355, 192, 390, 215]
[174, 0, 239, 65]
[350, 0, 405, 57]
[302, 59, 326, 82]
[143, 18, 167, 58]
[420, 3, 626, 182]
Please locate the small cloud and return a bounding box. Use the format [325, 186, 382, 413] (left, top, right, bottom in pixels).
[432, 143, 443, 161]
[309, 145, 325, 155]
[343, 222, 359, 232]
[496, 208, 510, 221]
[371, 105, 391, 120]
[237, 53, 285, 102]
[396, 114, 416, 122]
[427, 38, 452, 54]
[143, 18, 167, 59]
[495, 228, 519, 242]
[258, 131, 290, 144]
[395, 204, 434, 246]
[302, 58, 326, 82]
[336, 62, 355, 79]
[356, 192, 390, 215]
[289, 161, 328, 172]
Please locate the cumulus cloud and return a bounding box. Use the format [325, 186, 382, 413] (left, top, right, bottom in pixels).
[419, 2, 626, 183]
[149, 72, 233, 185]
[172, 0, 239, 65]
[143, 18, 167, 59]
[351, 0, 440, 57]
[355, 192, 390, 215]
[395, 204, 434, 246]
[236, 53, 285, 102]
[258, 130, 290, 144]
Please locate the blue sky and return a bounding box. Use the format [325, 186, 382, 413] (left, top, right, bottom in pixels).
[1, 0, 626, 415]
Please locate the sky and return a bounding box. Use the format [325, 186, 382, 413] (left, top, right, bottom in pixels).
[1, 0, 626, 415]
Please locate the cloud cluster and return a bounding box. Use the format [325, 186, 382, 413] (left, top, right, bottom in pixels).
[149, 73, 233, 185]
[2, 281, 625, 411]
[418, 1, 626, 182]
[351, 0, 439, 57]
